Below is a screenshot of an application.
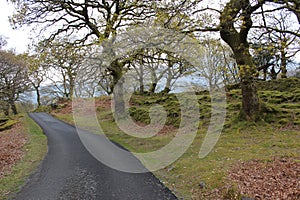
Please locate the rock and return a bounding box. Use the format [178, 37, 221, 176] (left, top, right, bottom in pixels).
[199, 181, 205, 189]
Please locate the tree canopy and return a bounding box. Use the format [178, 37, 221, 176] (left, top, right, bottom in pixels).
[7, 0, 300, 120]
[0, 50, 29, 115]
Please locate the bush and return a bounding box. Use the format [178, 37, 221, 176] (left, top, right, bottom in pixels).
[34, 105, 51, 113]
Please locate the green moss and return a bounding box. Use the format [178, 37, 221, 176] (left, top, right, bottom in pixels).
[256, 78, 300, 92]
[279, 103, 300, 109]
[227, 103, 242, 111]
[129, 107, 151, 124]
[197, 95, 211, 102]
[0, 119, 18, 131]
[291, 91, 300, 102]
[278, 118, 290, 124]
[261, 103, 280, 113]
[293, 120, 300, 125]
[228, 89, 242, 99]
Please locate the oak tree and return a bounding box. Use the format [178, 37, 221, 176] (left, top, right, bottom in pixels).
[0, 50, 29, 115]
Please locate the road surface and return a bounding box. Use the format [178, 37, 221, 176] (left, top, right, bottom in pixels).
[14, 113, 177, 200]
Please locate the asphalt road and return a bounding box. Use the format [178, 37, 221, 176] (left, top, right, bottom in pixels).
[14, 113, 177, 200]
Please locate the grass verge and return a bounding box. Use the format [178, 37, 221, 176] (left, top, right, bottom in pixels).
[0, 115, 47, 200]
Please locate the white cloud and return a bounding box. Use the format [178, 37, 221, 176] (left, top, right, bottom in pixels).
[0, 0, 30, 53]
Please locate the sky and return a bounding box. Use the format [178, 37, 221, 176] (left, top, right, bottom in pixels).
[0, 0, 299, 63]
[0, 0, 30, 53]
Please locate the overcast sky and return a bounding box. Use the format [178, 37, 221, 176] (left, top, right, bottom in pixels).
[0, 0, 30, 53]
[0, 0, 298, 63]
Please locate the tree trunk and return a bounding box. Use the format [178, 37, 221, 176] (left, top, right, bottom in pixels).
[280, 50, 287, 78]
[69, 78, 74, 99]
[9, 100, 18, 115]
[235, 51, 260, 120]
[139, 82, 144, 94]
[113, 77, 125, 118]
[149, 69, 158, 94]
[149, 83, 157, 93]
[138, 64, 144, 94]
[162, 82, 171, 94]
[138, 74, 144, 94]
[270, 67, 277, 80]
[3, 103, 9, 116]
[110, 60, 125, 118]
[67, 69, 75, 99]
[35, 86, 41, 107]
[220, 0, 261, 120]
[240, 75, 259, 120]
[263, 68, 267, 81]
[162, 67, 172, 94]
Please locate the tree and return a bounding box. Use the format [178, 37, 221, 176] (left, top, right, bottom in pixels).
[128, 48, 191, 94]
[40, 39, 85, 99]
[143, 49, 170, 94]
[0, 50, 29, 115]
[266, 0, 300, 25]
[193, 38, 239, 89]
[77, 55, 114, 96]
[185, 0, 299, 120]
[8, 0, 153, 115]
[252, 9, 300, 79]
[251, 42, 278, 80]
[219, 0, 265, 120]
[25, 54, 46, 108]
[9, 0, 198, 116]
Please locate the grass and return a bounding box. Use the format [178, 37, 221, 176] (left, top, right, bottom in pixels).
[157, 123, 299, 199]
[52, 78, 300, 199]
[0, 115, 47, 200]
[54, 108, 299, 199]
[54, 105, 299, 199]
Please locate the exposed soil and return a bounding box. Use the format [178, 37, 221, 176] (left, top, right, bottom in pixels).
[0, 123, 28, 178]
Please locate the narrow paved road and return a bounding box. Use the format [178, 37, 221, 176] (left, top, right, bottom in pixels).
[15, 113, 177, 200]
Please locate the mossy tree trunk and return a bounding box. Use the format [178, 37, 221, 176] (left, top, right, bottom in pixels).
[220, 0, 262, 120]
[280, 49, 288, 78]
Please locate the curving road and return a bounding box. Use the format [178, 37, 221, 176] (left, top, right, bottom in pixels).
[15, 113, 177, 200]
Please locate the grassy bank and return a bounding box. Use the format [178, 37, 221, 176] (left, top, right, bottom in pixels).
[52, 78, 300, 199]
[53, 107, 299, 199]
[0, 115, 47, 200]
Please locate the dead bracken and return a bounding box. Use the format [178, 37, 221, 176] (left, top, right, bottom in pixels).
[228, 158, 300, 200]
[0, 123, 28, 178]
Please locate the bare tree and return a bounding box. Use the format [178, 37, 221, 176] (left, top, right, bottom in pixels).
[40, 39, 85, 99]
[193, 38, 238, 89]
[252, 9, 300, 79]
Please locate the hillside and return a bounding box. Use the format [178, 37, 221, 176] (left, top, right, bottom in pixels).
[52, 78, 300, 199]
